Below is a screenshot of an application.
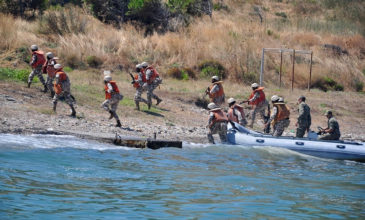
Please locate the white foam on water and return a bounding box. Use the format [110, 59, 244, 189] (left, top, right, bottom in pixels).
[0, 133, 136, 151]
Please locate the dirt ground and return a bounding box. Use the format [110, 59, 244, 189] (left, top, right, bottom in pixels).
[1, 80, 365, 144]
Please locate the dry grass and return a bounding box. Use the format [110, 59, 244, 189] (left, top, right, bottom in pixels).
[0, 1, 364, 91]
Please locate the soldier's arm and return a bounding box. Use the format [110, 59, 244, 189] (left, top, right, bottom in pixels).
[208, 112, 214, 126]
[210, 84, 219, 94]
[297, 104, 305, 122]
[30, 54, 37, 66]
[145, 69, 152, 81]
[249, 91, 260, 103]
[234, 108, 243, 121]
[267, 106, 277, 123]
[107, 83, 113, 93]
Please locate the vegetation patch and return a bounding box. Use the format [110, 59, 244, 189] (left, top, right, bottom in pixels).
[16, 47, 31, 64]
[353, 79, 364, 92]
[167, 67, 196, 80]
[86, 56, 104, 68]
[311, 76, 344, 92]
[0, 68, 33, 82]
[198, 60, 227, 79]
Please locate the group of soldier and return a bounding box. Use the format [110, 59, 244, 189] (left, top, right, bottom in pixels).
[204, 76, 341, 144]
[27, 44, 340, 143]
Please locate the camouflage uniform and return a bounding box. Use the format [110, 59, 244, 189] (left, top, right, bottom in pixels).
[267, 105, 290, 137]
[102, 91, 123, 121]
[134, 71, 148, 105]
[231, 106, 247, 126]
[146, 68, 162, 105]
[28, 53, 46, 86]
[296, 102, 311, 138]
[207, 112, 227, 144]
[318, 117, 341, 140]
[53, 73, 75, 111]
[44, 59, 57, 96]
[209, 83, 225, 106]
[249, 91, 268, 127]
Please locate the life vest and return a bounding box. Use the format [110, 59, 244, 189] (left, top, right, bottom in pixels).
[249, 87, 265, 106]
[145, 66, 160, 84]
[45, 59, 57, 77]
[209, 109, 228, 127]
[31, 51, 46, 68]
[133, 75, 140, 88]
[104, 81, 120, 99]
[208, 82, 225, 100]
[272, 103, 290, 126]
[54, 70, 68, 94]
[227, 104, 245, 123]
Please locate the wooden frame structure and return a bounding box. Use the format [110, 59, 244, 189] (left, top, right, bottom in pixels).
[260, 48, 313, 91]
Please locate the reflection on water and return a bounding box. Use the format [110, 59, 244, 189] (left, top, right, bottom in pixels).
[0, 134, 364, 218]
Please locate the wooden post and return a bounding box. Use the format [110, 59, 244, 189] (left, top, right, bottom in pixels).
[260, 48, 265, 86]
[279, 50, 283, 88]
[291, 49, 295, 91]
[308, 51, 313, 91]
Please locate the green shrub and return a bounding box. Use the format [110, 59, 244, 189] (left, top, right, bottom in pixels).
[267, 29, 273, 36]
[0, 68, 33, 82]
[16, 47, 31, 63]
[275, 12, 287, 19]
[311, 76, 344, 92]
[86, 55, 103, 68]
[243, 72, 259, 84]
[63, 66, 73, 72]
[213, 2, 229, 11]
[198, 60, 227, 79]
[353, 80, 364, 92]
[166, 67, 196, 80]
[64, 54, 84, 69]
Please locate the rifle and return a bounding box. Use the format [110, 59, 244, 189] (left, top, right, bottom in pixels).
[239, 100, 249, 105]
[128, 72, 136, 84]
[263, 104, 271, 134]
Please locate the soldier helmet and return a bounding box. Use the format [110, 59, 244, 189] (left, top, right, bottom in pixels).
[54, 64, 62, 69]
[251, 83, 259, 88]
[104, 75, 112, 82]
[227, 97, 236, 105]
[207, 102, 218, 110]
[46, 52, 54, 59]
[103, 70, 111, 76]
[278, 97, 284, 102]
[298, 95, 306, 101]
[31, 45, 38, 51]
[140, 62, 148, 68]
[324, 110, 332, 116]
[211, 76, 219, 82]
[271, 95, 280, 102]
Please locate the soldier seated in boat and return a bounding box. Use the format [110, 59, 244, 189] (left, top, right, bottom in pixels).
[318, 110, 341, 140]
[207, 102, 228, 144]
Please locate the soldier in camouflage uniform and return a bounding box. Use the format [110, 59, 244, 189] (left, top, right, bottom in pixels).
[207, 103, 228, 144]
[52, 64, 76, 117]
[28, 45, 47, 92]
[133, 64, 148, 111]
[265, 95, 290, 137]
[140, 62, 162, 109]
[295, 96, 311, 138]
[247, 83, 269, 128]
[43, 52, 58, 98]
[102, 72, 123, 127]
[318, 110, 341, 140]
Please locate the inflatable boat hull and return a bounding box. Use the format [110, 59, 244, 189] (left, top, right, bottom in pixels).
[227, 123, 365, 162]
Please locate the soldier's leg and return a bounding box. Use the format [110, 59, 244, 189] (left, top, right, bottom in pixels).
[318, 133, 333, 140]
[207, 124, 219, 144]
[250, 108, 258, 127]
[218, 122, 228, 142]
[28, 69, 37, 86]
[273, 121, 284, 137]
[101, 99, 111, 112]
[296, 126, 306, 138]
[147, 85, 153, 109]
[52, 94, 59, 112]
[63, 92, 76, 116]
[35, 67, 46, 86]
[46, 76, 55, 96]
[110, 98, 120, 121]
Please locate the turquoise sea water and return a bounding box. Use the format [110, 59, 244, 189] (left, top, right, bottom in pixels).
[0, 134, 364, 219]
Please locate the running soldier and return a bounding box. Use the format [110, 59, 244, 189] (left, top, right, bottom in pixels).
[205, 76, 225, 106]
[140, 62, 162, 109]
[28, 45, 47, 92]
[207, 102, 228, 144]
[296, 96, 311, 138]
[43, 52, 58, 97]
[132, 64, 148, 110]
[318, 110, 341, 140]
[227, 97, 247, 126]
[52, 64, 76, 117]
[246, 83, 269, 128]
[265, 95, 290, 137]
[102, 72, 123, 127]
